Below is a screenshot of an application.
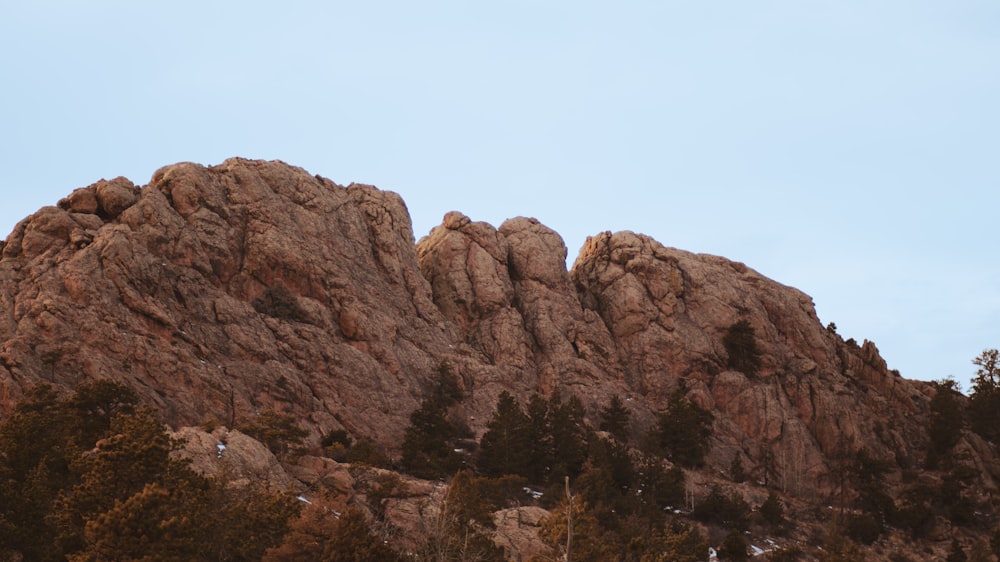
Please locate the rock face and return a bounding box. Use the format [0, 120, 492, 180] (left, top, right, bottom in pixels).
[171, 426, 296, 490]
[0, 159, 453, 444]
[0, 158, 971, 497]
[572, 231, 932, 492]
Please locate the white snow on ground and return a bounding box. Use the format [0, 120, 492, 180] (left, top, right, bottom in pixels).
[296, 495, 311, 504]
[522, 487, 543, 500]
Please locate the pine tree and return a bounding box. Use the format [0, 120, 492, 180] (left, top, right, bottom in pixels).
[652, 390, 713, 467]
[759, 492, 785, 528]
[0, 381, 299, 562]
[849, 448, 895, 524]
[400, 398, 464, 479]
[418, 470, 505, 562]
[719, 528, 749, 561]
[638, 520, 709, 562]
[333, 507, 406, 562]
[0, 385, 71, 560]
[51, 408, 202, 556]
[969, 349, 1000, 443]
[525, 394, 553, 484]
[926, 378, 964, 469]
[66, 379, 139, 449]
[729, 454, 746, 483]
[547, 395, 588, 484]
[820, 517, 864, 562]
[477, 391, 530, 478]
[634, 454, 685, 517]
[400, 367, 469, 480]
[536, 496, 612, 561]
[264, 504, 405, 562]
[599, 394, 631, 442]
[237, 410, 309, 460]
[69, 482, 208, 562]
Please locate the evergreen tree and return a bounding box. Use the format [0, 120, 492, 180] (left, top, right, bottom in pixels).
[400, 399, 464, 479]
[237, 410, 309, 460]
[65, 379, 139, 449]
[69, 482, 209, 562]
[264, 504, 405, 562]
[576, 436, 636, 529]
[525, 394, 554, 484]
[759, 491, 785, 528]
[926, 378, 965, 469]
[692, 487, 750, 530]
[547, 394, 588, 484]
[51, 408, 202, 555]
[820, 517, 864, 562]
[0, 385, 71, 560]
[636, 520, 709, 562]
[849, 448, 895, 528]
[651, 390, 713, 467]
[969, 349, 1000, 443]
[208, 480, 301, 561]
[729, 454, 746, 483]
[400, 366, 469, 480]
[0, 381, 299, 562]
[417, 470, 504, 562]
[599, 394, 631, 442]
[719, 528, 749, 561]
[477, 391, 530, 478]
[537, 497, 612, 561]
[634, 454, 686, 517]
[514, 393, 589, 487]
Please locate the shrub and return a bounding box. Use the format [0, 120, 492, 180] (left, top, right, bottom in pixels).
[693, 487, 750, 529]
[730, 454, 747, 483]
[759, 492, 785, 528]
[844, 513, 882, 545]
[719, 527, 749, 561]
[723, 320, 762, 377]
[237, 410, 309, 460]
[253, 285, 307, 322]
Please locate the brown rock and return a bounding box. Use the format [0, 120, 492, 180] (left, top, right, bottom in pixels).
[0, 159, 454, 446]
[94, 177, 139, 218]
[170, 426, 297, 490]
[571, 230, 931, 492]
[494, 506, 549, 560]
[0, 158, 965, 506]
[60, 187, 99, 214]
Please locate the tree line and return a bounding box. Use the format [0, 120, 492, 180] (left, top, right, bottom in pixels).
[0, 381, 299, 561]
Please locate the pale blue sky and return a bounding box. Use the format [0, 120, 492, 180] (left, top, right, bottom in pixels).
[2, 1, 997, 390]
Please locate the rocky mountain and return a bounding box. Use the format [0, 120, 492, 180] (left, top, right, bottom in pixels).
[1, 158, 996, 559]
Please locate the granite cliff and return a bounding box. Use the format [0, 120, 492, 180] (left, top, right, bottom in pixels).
[1, 159, 996, 558]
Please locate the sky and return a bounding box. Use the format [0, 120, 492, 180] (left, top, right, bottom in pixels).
[1, 1, 997, 390]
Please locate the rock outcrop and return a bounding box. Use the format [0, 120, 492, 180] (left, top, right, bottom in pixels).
[0, 159, 454, 444]
[572, 231, 933, 492]
[0, 158, 979, 500]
